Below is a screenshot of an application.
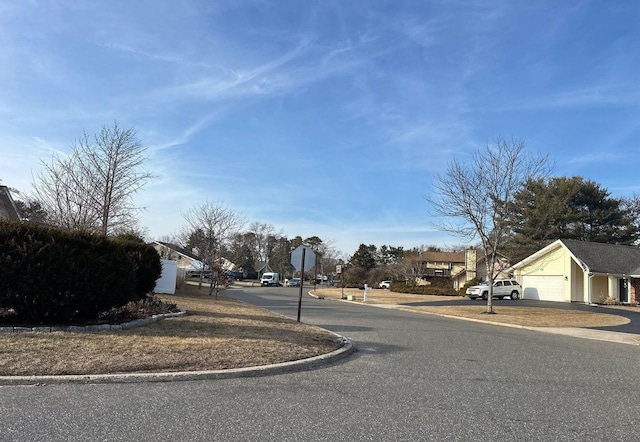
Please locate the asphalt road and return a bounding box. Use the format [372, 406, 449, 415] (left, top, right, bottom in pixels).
[1, 285, 640, 441]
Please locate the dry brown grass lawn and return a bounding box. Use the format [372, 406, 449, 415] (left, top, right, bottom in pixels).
[405, 305, 630, 327]
[0, 284, 341, 376]
[313, 288, 631, 328]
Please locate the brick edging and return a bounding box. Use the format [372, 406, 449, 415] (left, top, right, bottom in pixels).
[0, 309, 187, 333]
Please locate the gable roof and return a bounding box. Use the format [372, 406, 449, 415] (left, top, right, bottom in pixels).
[0, 186, 21, 221]
[255, 261, 273, 273]
[154, 241, 201, 261]
[509, 239, 640, 276]
[561, 239, 640, 276]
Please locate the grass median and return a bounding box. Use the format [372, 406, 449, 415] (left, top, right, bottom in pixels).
[0, 283, 342, 377]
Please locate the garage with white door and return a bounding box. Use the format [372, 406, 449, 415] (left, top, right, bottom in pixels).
[521, 275, 565, 302]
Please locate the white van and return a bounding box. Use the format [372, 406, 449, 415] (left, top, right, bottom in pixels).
[260, 272, 280, 287]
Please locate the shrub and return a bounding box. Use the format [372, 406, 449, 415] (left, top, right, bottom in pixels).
[98, 296, 177, 324]
[112, 238, 162, 299]
[600, 296, 620, 305]
[0, 222, 137, 324]
[389, 281, 457, 296]
[420, 276, 454, 288]
[458, 277, 482, 296]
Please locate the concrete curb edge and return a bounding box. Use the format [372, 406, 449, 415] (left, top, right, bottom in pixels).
[310, 292, 640, 347]
[0, 335, 355, 386]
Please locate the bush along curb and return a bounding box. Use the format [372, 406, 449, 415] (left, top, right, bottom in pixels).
[0, 309, 186, 334]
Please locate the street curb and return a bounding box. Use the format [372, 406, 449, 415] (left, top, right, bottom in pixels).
[310, 292, 640, 347]
[392, 307, 639, 345]
[0, 335, 355, 386]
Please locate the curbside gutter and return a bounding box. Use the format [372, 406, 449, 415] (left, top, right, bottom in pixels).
[0, 335, 355, 386]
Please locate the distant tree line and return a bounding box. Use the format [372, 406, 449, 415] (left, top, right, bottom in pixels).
[176, 206, 341, 287]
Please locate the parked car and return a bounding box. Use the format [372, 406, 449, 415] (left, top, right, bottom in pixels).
[187, 271, 212, 279]
[288, 277, 301, 287]
[466, 279, 521, 300]
[224, 270, 244, 280]
[379, 280, 392, 289]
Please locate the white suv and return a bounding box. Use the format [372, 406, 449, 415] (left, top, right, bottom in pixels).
[466, 279, 521, 300]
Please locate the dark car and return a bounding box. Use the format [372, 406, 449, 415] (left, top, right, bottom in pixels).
[225, 270, 245, 280]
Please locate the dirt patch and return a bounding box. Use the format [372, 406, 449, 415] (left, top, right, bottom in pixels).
[0, 284, 341, 376]
[313, 288, 631, 328]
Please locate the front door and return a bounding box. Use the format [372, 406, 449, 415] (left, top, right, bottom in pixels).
[620, 279, 629, 303]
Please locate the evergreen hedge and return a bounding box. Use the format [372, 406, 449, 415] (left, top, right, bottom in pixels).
[389, 282, 457, 296]
[0, 222, 159, 324]
[113, 238, 162, 300]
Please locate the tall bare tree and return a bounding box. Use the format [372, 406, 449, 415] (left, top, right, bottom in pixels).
[428, 136, 550, 313]
[182, 201, 246, 296]
[247, 222, 280, 263]
[33, 121, 154, 235]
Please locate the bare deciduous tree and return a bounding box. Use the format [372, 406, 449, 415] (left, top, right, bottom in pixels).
[33, 122, 154, 235]
[428, 136, 550, 313]
[247, 222, 280, 264]
[182, 201, 246, 296]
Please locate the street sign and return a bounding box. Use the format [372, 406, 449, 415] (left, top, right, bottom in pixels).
[291, 245, 315, 271]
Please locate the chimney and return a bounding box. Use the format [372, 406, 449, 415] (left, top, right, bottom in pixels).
[465, 249, 477, 282]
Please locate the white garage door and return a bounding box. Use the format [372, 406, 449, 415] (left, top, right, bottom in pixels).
[521, 276, 565, 302]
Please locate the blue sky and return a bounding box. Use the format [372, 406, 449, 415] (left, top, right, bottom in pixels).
[1, 1, 639, 258]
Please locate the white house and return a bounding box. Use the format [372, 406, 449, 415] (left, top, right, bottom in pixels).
[508, 239, 640, 303]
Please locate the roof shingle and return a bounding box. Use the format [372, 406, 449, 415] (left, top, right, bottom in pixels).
[561, 239, 640, 275]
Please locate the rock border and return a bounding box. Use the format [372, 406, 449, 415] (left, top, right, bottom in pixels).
[0, 309, 187, 333]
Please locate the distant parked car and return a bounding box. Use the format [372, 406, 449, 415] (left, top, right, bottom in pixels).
[188, 271, 212, 279]
[466, 279, 521, 300]
[379, 280, 392, 289]
[288, 277, 301, 287]
[224, 270, 245, 280]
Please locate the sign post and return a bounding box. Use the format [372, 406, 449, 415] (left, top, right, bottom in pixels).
[291, 245, 316, 322]
[297, 247, 305, 322]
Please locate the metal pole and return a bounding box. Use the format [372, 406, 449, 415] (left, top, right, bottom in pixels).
[313, 249, 317, 291]
[297, 247, 306, 322]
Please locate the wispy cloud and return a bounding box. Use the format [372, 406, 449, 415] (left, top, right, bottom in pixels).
[148, 108, 232, 152]
[92, 41, 214, 70]
[493, 86, 639, 113]
[567, 151, 621, 166]
[156, 38, 313, 101]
